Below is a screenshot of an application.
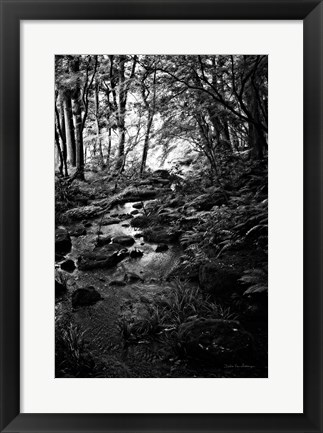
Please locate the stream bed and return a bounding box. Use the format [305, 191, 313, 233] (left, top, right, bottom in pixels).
[55, 200, 185, 372]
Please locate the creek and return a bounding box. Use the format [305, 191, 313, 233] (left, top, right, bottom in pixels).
[55, 200, 184, 361]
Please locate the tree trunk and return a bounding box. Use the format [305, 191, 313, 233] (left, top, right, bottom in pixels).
[221, 119, 232, 150]
[55, 94, 68, 177]
[63, 90, 76, 166]
[94, 80, 104, 168]
[247, 81, 266, 159]
[72, 97, 84, 178]
[106, 127, 112, 167]
[248, 122, 266, 159]
[140, 114, 153, 175]
[140, 64, 157, 176]
[196, 116, 218, 177]
[115, 55, 127, 171]
[58, 93, 68, 176]
[70, 56, 84, 180]
[55, 126, 63, 175]
[248, 109, 266, 159]
[229, 127, 240, 151]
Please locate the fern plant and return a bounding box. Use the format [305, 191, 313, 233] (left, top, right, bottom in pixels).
[239, 268, 268, 295]
[55, 321, 94, 377]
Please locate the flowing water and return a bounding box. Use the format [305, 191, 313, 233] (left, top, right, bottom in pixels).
[55, 200, 184, 362]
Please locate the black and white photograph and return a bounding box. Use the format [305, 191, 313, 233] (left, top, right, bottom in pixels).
[55, 54, 268, 379]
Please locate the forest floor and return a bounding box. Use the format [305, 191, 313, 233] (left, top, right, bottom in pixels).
[55, 166, 268, 378]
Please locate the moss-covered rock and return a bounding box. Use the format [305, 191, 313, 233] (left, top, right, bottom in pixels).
[72, 287, 102, 308]
[55, 227, 72, 255]
[199, 263, 239, 295]
[177, 319, 254, 365]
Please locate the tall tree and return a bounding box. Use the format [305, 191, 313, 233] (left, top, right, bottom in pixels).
[69, 56, 84, 179]
[55, 54, 268, 177]
[116, 55, 127, 171]
[55, 125, 64, 175]
[107, 55, 137, 171]
[94, 77, 105, 168]
[55, 91, 68, 176]
[68, 55, 98, 179]
[157, 55, 268, 162]
[140, 60, 157, 176]
[63, 89, 76, 166]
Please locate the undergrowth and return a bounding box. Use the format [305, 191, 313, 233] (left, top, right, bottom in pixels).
[55, 320, 95, 377]
[118, 279, 238, 358]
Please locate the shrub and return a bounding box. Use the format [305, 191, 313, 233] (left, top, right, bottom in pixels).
[118, 279, 238, 358]
[240, 267, 268, 295]
[55, 321, 95, 377]
[178, 193, 268, 262]
[55, 178, 84, 224]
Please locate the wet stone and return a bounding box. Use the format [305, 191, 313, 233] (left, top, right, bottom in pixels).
[124, 272, 144, 283]
[132, 202, 143, 209]
[60, 259, 76, 273]
[55, 227, 72, 255]
[109, 280, 127, 287]
[129, 249, 143, 258]
[112, 236, 135, 247]
[94, 243, 122, 252]
[69, 224, 86, 237]
[96, 235, 112, 247]
[55, 252, 65, 262]
[72, 286, 102, 308]
[64, 204, 102, 221]
[78, 250, 122, 270]
[155, 244, 169, 253]
[55, 280, 67, 297]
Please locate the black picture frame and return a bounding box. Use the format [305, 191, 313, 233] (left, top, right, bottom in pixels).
[0, 1, 322, 432]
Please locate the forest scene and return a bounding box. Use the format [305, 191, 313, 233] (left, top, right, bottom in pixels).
[55, 54, 268, 378]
